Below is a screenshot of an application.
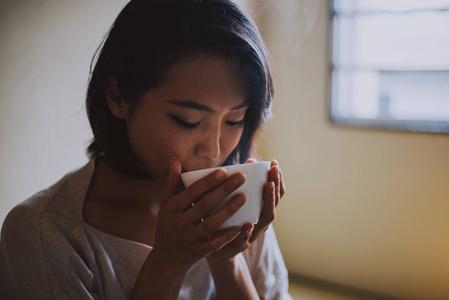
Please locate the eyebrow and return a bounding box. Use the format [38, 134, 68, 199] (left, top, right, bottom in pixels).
[166, 100, 249, 112]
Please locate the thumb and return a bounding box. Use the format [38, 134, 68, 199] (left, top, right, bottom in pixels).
[164, 157, 183, 201]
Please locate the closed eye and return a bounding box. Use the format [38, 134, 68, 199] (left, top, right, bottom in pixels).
[170, 115, 200, 129]
[226, 119, 245, 128]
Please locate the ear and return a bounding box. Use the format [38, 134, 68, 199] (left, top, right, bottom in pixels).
[103, 76, 129, 119]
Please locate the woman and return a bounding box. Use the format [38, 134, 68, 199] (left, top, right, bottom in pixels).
[0, 0, 291, 299]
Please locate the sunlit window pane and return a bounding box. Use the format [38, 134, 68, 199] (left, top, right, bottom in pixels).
[356, 0, 449, 12]
[335, 0, 449, 13]
[334, 13, 449, 69]
[387, 72, 449, 121]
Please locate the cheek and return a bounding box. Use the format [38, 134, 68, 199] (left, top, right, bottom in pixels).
[154, 127, 198, 161]
[221, 128, 244, 154]
[126, 120, 169, 161]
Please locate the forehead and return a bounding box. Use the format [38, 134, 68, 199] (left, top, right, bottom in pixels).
[156, 55, 247, 109]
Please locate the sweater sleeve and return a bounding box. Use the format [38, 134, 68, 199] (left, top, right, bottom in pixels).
[0, 201, 98, 300]
[0, 202, 54, 300]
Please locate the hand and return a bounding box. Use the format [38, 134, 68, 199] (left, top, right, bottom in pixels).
[250, 158, 285, 242]
[207, 159, 286, 262]
[150, 158, 248, 274]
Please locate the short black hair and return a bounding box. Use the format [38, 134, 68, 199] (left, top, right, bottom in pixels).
[86, 0, 274, 178]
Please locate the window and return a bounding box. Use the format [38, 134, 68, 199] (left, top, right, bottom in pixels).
[330, 0, 449, 133]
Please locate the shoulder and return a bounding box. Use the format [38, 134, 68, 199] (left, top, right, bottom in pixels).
[0, 178, 70, 299]
[1, 177, 66, 245]
[0, 162, 95, 298]
[1, 160, 94, 242]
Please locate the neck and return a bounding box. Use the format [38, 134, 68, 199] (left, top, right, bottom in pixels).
[90, 158, 167, 209]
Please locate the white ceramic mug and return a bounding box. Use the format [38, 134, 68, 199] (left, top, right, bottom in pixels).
[180, 161, 271, 229]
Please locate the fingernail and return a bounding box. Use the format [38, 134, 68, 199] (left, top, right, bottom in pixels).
[215, 169, 227, 181]
[273, 159, 279, 165]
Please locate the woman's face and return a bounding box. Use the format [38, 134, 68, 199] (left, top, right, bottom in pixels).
[120, 56, 248, 181]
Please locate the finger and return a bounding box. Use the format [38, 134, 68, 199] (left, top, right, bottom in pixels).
[212, 223, 254, 256]
[164, 158, 184, 202]
[275, 167, 281, 206]
[279, 168, 286, 198]
[175, 168, 229, 211]
[267, 165, 281, 207]
[202, 226, 242, 253]
[207, 226, 241, 243]
[198, 193, 246, 233]
[245, 158, 257, 164]
[273, 159, 286, 198]
[188, 172, 246, 223]
[236, 223, 254, 244]
[250, 181, 275, 243]
[237, 224, 254, 251]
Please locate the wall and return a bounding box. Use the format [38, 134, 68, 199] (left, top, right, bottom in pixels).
[250, 1, 449, 299]
[0, 0, 128, 223]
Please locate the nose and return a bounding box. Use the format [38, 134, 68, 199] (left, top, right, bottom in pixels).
[195, 126, 221, 161]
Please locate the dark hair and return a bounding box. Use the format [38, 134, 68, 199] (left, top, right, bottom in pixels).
[86, 0, 274, 178]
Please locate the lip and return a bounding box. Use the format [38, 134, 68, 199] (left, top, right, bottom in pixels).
[181, 163, 223, 173]
[182, 165, 220, 174]
[181, 168, 210, 174]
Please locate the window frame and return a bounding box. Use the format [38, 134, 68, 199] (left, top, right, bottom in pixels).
[328, 0, 449, 134]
